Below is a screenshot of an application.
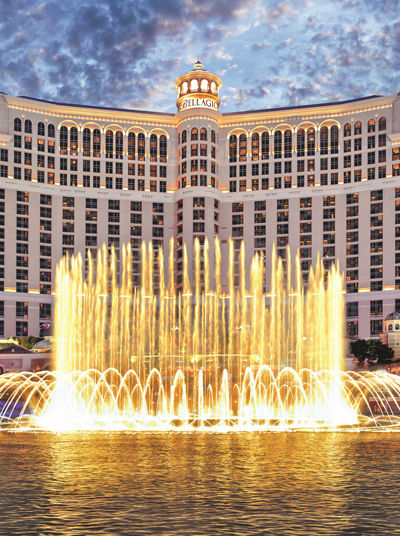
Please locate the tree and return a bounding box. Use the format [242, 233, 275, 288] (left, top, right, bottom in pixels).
[17, 336, 43, 350]
[350, 339, 394, 366]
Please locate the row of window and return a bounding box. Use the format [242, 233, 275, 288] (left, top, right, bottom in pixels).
[179, 128, 216, 144]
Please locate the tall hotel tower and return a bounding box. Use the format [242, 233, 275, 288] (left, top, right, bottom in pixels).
[0, 61, 399, 340]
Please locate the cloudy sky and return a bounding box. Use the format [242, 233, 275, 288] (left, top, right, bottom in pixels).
[0, 0, 399, 113]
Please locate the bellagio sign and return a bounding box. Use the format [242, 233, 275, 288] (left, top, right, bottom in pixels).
[179, 97, 218, 112]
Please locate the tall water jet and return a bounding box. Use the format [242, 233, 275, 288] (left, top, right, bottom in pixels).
[1, 238, 400, 431]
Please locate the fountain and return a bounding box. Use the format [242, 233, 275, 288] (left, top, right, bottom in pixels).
[1, 237, 400, 431]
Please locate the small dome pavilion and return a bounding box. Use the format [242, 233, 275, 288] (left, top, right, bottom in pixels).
[174, 61, 222, 112]
[381, 311, 400, 359]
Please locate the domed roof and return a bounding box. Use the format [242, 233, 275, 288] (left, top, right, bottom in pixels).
[192, 60, 205, 72]
[385, 311, 400, 321]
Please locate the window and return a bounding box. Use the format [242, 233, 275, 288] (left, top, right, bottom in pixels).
[83, 128, 91, 156]
[93, 129, 101, 157]
[370, 300, 383, 316]
[320, 126, 328, 155]
[60, 126, 68, 153]
[347, 302, 358, 318]
[274, 131, 282, 158]
[106, 130, 113, 159]
[307, 128, 315, 155]
[229, 134, 237, 162]
[354, 121, 362, 135]
[331, 125, 338, 153]
[284, 130, 292, 158]
[370, 267, 383, 279]
[115, 131, 123, 159]
[239, 134, 247, 161]
[251, 132, 259, 161]
[370, 319, 383, 336]
[160, 135, 167, 162]
[378, 117, 386, 131]
[16, 301, 28, 318]
[297, 129, 305, 157]
[191, 128, 198, 141]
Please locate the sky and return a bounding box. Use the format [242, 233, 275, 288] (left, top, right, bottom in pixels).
[0, 0, 399, 113]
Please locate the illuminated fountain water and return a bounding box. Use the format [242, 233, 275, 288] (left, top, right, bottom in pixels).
[1, 237, 400, 431]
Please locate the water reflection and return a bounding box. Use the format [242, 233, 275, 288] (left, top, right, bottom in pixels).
[0, 433, 399, 535]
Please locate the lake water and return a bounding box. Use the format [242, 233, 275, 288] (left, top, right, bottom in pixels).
[0, 432, 399, 535]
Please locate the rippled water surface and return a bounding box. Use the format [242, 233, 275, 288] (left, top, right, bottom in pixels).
[0, 432, 400, 535]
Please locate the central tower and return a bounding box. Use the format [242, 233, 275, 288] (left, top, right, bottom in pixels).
[174, 61, 222, 112]
[174, 61, 222, 291]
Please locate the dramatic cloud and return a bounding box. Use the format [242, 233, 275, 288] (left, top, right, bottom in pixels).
[0, 0, 398, 112]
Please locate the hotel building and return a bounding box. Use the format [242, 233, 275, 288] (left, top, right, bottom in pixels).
[0, 61, 399, 340]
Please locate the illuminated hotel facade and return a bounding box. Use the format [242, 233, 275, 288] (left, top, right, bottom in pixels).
[0, 60, 399, 340]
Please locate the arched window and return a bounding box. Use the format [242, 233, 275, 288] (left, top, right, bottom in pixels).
[239, 133, 247, 161]
[274, 131, 282, 159]
[182, 82, 188, 94]
[60, 126, 68, 154]
[93, 129, 101, 158]
[128, 132, 135, 160]
[190, 79, 199, 92]
[368, 119, 375, 133]
[284, 130, 292, 158]
[70, 126, 78, 154]
[37, 122, 45, 136]
[330, 125, 338, 154]
[229, 135, 237, 163]
[344, 123, 351, 137]
[211, 82, 217, 94]
[261, 132, 269, 159]
[48, 124, 55, 138]
[211, 130, 216, 143]
[297, 129, 305, 157]
[379, 117, 386, 131]
[200, 127, 207, 141]
[320, 126, 328, 155]
[307, 127, 315, 155]
[200, 79, 208, 91]
[191, 128, 198, 141]
[150, 133, 157, 161]
[252, 133, 259, 161]
[354, 121, 362, 136]
[106, 130, 113, 158]
[115, 131, 123, 159]
[389, 324, 393, 331]
[181, 130, 187, 144]
[160, 135, 167, 162]
[137, 132, 145, 161]
[14, 118, 22, 132]
[83, 128, 91, 156]
[24, 119, 32, 133]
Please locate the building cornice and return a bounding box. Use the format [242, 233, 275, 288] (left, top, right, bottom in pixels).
[7, 96, 177, 128]
[220, 96, 395, 127]
[5, 94, 397, 131]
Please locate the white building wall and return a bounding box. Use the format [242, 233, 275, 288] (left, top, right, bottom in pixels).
[0, 91, 397, 340]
